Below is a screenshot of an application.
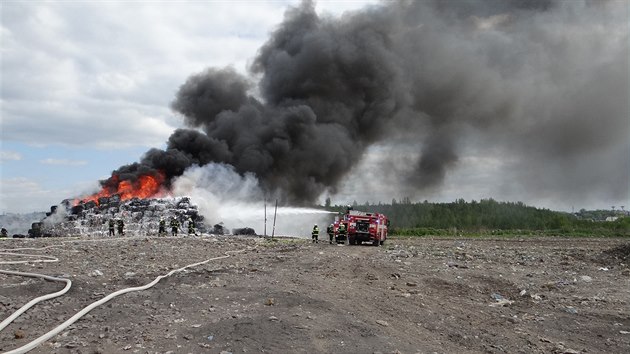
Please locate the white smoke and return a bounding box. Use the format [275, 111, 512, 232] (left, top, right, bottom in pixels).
[42, 204, 69, 227]
[171, 163, 336, 238]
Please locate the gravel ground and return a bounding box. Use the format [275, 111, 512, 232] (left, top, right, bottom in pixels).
[1, 235, 629, 354]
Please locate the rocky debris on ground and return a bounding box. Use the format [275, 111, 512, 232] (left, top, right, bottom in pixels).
[599, 243, 630, 264]
[232, 227, 257, 236]
[0, 237, 629, 353]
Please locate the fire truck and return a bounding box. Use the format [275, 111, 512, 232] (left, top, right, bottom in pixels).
[335, 208, 389, 246]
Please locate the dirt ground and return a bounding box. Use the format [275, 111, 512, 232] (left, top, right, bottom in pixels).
[1, 235, 629, 354]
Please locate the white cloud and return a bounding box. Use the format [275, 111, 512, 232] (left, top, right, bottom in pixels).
[1, 0, 378, 151]
[94, 72, 137, 94]
[0, 150, 22, 161]
[0, 177, 69, 213]
[473, 14, 511, 31]
[39, 158, 87, 166]
[0, 2, 285, 149]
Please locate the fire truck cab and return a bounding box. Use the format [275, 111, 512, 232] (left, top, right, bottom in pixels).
[336, 208, 389, 246]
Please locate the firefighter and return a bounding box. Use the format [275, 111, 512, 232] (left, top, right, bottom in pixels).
[108, 219, 115, 236]
[117, 219, 125, 236]
[327, 223, 334, 244]
[158, 217, 166, 236]
[170, 217, 180, 236]
[0, 228, 7, 238]
[337, 222, 347, 243]
[311, 224, 319, 243]
[187, 217, 196, 236]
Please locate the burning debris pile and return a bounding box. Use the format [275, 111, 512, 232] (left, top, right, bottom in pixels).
[30, 196, 208, 238]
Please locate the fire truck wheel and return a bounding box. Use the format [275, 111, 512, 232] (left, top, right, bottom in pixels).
[372, 239, 379, 246]
[379, 240, 384, 246]
[349, 238, 355, 245]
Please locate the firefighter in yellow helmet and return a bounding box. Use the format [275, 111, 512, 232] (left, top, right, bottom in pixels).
[327, 223, 334, 244]
[117, 219, 125, 236]
[158, 217, 166, 236]
[311, 224, 319, 243]
[187, 217, 196, 236]
[170, 217, 180, 236]
[108, 219, 115, 236]
[337, 222, 347, 243]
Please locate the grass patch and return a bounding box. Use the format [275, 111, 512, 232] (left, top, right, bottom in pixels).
[390, 227, 629, 238]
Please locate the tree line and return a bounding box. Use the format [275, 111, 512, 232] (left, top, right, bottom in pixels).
[324, 198, 630, 237]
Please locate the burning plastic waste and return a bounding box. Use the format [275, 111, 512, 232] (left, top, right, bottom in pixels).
[36, 196, 204, 238]
[74, 172, 166, 206]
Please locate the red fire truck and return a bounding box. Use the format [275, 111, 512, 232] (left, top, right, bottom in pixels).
[335, 208, 389, 246]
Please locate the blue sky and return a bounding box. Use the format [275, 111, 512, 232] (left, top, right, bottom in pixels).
[1, 0, 628, 214]
[2, 140, 152, 206]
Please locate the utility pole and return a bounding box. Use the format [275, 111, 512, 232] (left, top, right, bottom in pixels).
[264, 198, 267, 237]
[271, 199, 278, 239]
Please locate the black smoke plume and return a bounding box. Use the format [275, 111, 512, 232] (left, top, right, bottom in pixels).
[102, 0, 628, 207]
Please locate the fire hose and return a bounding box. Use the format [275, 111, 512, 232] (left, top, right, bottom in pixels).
[0, 246, 67, 334]
[0, 240, 249, 354]
[0, 271, 71, 334]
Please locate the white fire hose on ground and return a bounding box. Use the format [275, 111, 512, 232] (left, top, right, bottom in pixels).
[0, 271, 71, 333]
[0, 239, 249, 354]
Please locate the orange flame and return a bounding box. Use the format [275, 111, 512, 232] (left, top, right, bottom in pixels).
[74, 172, 166, 206]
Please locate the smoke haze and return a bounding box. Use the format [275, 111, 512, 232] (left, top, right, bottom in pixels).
[171, 163, 335, 237]
[103, 0, 627, 210]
